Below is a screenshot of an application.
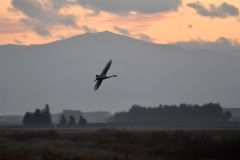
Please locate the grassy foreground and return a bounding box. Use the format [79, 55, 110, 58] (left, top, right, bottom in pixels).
[0, 127, 240, 160]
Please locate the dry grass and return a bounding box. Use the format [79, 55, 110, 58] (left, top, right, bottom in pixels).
[0, 128, 239, 160]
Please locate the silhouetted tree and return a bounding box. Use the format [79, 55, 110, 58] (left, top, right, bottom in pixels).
[223, 111, 232, 120]
[68, 115, 76, 125]
[44, 104, 51, 125]
[59, 115, 66, 125]
[23, 112, 32, 125]
[34, 109, 41, 125]
[78, 115, 87, 125]
[22, 105, 52, 126]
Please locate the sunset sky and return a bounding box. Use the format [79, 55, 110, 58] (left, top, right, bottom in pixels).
[0, 0, 240, 45]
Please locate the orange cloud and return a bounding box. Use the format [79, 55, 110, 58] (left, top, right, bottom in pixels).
[0, 0, 239, 45]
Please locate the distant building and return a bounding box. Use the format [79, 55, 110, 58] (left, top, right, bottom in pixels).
[0, 115, 23, 125]
[223, 108, 240, 121]
[82, 111, 111, 123]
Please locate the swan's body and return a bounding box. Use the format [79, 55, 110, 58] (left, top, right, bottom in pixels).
[94, 60, 117, 91]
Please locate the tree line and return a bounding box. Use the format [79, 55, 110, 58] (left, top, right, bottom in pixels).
[59, 115, 87, 125]
[23, 104, 51, 126]
[112, 103, 232, 123]
[22, 105, 88, 126]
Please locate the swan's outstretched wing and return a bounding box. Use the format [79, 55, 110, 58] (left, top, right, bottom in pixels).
[94, 79, 103, 91]
[101, 60, 112, 75]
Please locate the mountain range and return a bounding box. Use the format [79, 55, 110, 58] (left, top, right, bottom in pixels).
[0, 31, 239, 114]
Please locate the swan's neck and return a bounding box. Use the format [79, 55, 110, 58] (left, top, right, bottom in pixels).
[109, 75, 117, 78]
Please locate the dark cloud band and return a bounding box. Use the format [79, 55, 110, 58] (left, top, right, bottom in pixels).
[188, 2, 239, 18]
[76, 0, 182, 15]
[11, 0, 76, 36]
[173, 37, 240, 52]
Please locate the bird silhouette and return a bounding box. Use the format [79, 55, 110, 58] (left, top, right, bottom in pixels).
[94, 60, 117, 91]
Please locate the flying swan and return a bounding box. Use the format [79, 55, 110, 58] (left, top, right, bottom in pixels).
[94, 60, 117, 91]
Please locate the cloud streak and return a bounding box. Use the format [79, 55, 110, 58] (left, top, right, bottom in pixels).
[75, 0, 182, 15]
[113, 26, 153, 42]
[82, 25, 97, 33]
[113, 26, 130, 35]
[188, 2, 239, 18]
[138, 34, 153, 42]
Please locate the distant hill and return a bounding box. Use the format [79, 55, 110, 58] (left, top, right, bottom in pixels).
[0, 31, 239, 114]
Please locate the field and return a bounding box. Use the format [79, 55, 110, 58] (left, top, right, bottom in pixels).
[0, 124, 240, 160]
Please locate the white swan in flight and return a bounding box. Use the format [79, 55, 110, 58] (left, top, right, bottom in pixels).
[94, 60, 117, 91]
